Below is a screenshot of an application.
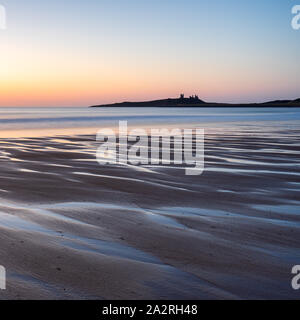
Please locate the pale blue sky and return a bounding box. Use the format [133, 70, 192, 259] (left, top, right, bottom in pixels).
[0, 0, 299, 106]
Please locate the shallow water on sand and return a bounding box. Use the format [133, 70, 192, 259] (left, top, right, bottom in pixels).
[0, 108, 300, 299]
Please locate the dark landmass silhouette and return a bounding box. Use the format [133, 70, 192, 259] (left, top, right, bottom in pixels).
[90, 95, 300, 108]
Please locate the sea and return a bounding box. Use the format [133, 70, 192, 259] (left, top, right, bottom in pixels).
[0, 107, 300, 137]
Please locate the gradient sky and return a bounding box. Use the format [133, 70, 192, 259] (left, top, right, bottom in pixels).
[0, 0, 299, 106]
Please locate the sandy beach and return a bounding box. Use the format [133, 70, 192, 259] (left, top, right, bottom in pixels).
[0, 124, 299, 300]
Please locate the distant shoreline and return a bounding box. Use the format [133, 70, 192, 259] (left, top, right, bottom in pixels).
[90, 97, 300, 108]
[90, 103, 300, 108]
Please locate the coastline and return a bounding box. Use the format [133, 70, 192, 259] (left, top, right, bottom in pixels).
[90, 98, 300, 108]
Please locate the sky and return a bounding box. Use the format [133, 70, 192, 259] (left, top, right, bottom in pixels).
[0, 0, 299, 107]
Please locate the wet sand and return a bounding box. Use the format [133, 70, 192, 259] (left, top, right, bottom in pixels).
[0, 128, 300, 299]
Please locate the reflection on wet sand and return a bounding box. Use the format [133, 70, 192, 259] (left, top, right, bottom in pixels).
[0, 127, 300, 299]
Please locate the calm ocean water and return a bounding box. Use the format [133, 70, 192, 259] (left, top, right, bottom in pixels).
[0, 107, 300, 137]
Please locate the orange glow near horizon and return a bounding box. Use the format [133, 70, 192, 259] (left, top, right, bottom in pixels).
[1, 1, 299, 107]
[1, 45, 294, 107]
[0, 70, 295, 107]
